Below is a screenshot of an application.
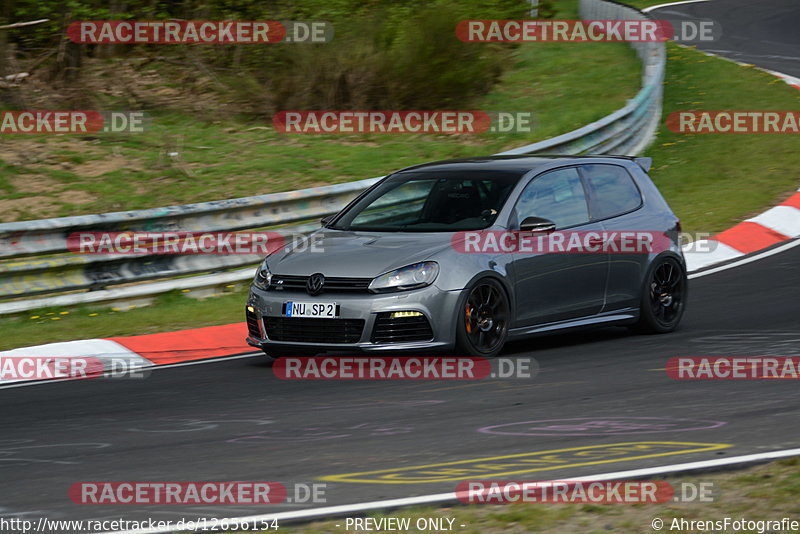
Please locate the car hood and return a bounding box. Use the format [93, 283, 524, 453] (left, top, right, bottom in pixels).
[268, 229, 455, 278]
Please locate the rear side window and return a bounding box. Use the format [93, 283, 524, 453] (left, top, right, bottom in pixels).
[581, 164, 642, 220]
[514, 167, 590, 229]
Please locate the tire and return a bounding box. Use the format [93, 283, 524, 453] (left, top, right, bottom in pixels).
[455, 278, 510, 357]
[632, 255, 687, 334]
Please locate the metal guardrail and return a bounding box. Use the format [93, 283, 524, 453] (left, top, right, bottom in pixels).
[0, 180, 379, 301]
[0, 0, 665, 315]
[500, 0, 665, 157]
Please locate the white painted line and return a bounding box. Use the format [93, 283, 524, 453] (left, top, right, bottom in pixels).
[683, 240, 742, 272]
[747, 206, 800, 238]
[0, 352, 261, 391]
[641, 0, 710, 13]
[689, 237, 800, 279]
[139, 351, 263, 370]
[668, 32, 800, 92]
[99, 446, 800, 534]
[762, 68, 800, 88]
[0, 339, 150, 385]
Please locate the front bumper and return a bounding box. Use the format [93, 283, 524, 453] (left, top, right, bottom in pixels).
[246, 283, 462, 354]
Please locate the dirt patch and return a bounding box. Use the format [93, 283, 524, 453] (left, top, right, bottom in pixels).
[0, 189, 95, 222]
[71, 154, 136, 178]
[0, 137, 103, 167]
[0, 196, 60, 222]
[1, 136, 142, 186]
[58, 190, 96, 205]
[74, 59, 234, 114]
[9, 175, 61, 194]
[0, 138, 51, 166]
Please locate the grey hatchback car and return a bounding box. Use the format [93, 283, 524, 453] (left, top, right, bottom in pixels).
[246, 155, 687, 357]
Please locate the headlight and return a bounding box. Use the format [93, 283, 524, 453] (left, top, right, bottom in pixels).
[369, 261, 439, 293]
[253, 259, 272, 290]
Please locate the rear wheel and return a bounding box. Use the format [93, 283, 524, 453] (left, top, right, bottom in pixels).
[632, 256, 687, 334]
[455, 278, 510, 357]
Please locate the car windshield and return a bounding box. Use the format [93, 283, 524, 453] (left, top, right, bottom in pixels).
[329, 170, 522, 232]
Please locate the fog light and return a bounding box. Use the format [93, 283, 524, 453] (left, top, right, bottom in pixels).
[389, 311, 424, 319]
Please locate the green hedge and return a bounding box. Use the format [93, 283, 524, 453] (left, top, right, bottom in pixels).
[1, 0, 562, 111]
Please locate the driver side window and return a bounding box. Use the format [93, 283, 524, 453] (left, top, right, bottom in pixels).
[513, 167, 589, 229]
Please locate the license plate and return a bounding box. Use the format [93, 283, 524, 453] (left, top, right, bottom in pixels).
[283, 301, 339, 318]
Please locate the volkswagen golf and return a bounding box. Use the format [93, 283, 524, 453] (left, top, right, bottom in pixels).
[246, 155, 687, 357]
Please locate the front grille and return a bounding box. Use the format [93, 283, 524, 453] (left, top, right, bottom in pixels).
[245, 308, 262, 338]
[270, 274, 371, 293]
[372, 313, 434, 343]
[264, 317, 365, 343]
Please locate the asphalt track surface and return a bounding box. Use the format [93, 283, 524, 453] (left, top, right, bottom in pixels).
[2, 0, 800, 528]
[1, 242, 798, 525]
[651, 0, 800, 77]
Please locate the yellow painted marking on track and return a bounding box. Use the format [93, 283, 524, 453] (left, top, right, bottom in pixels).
[320, 441, 731, 483]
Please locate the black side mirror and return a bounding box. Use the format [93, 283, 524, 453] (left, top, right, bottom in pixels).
[519, 216, 556, 233]
[320, 215, 333, 227]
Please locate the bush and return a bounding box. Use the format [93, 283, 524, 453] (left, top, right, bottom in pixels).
[2, 0, 550, 112]
[264, 5, 510, 112]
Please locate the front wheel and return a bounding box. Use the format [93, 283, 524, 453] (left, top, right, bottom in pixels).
[632, 256, 687, 334]
[455, 278, 510, 357]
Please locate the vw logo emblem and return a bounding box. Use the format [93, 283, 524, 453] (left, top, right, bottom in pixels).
[306, 273, 325, 296]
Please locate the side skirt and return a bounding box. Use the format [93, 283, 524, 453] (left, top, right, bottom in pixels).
[507, 308, 638, 339]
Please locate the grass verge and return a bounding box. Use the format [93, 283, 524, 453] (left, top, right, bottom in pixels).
[227, 457, 800, 533]
[4, 16, 800, 348]
[644, 43, 800, 232]
[587, 1, 800, 230]
[620, 0, 670, 9]
[0, 288, 250, 351]
[0, 3, 640, 221]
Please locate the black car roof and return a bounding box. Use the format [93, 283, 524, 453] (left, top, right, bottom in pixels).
[396, 154, 651, 174]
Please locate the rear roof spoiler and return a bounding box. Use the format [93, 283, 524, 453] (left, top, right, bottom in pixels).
[634, 157, 652, 172]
